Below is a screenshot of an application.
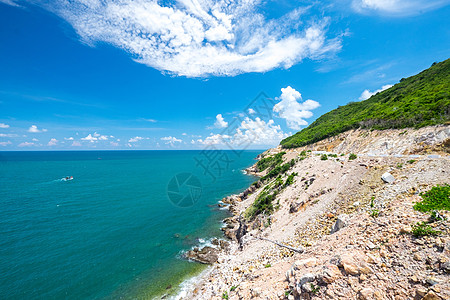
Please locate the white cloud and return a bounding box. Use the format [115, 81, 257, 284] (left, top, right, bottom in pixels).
[182, 133, 187, 136]
[10, 0, 341, 77]
[98, 135, 108, 140]
[352, 0, 449, 16]
[359, 84, 393, 100]
[71, 141, 82, 147]
[248, 108, 256, 114]
[143, 118, 157, 123]
[273, 86, 320, 130]
[196, 117, 287, 147]
[48, 138, 58, 146]
[214, 114, 228, 129]
[18, 142, 34, 147]
[128, 136, 145, 142]
[110, 141, 119, 146]
[32, 138, 39, 142]
[81, 134, 98, 142]
[93, 132, 101, 137]
[0, 123, 10, 128]
[161, 136, 182, 145]
[0, 0, 20, 7]
[28, 125, 47, 133]
[0, 141, 12, 146]
[0, 133, 18, 137]
[64, 137, 74, 140]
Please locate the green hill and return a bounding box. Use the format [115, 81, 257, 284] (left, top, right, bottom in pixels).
[280, 59, 450, 148]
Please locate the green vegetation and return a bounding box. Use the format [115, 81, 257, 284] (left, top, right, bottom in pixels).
[370, 209, 379, 218]
[328, 153, 338, 158]
[284, 172, 298, 187]
[349, 153, 357, 160]
[413, 184, 450, 212]
[407, 159, 416, 164]
[256, 152, 285, 172]
[230, 286, 238, 292]
[310, 284, 320, 295]
[264, 263, 271, 268]
[411, 221, 441, 237]
[261, 159, 295, 181]
[222, 291, 229, 299]
[281, 59, 450, 148]
[320, 154, 328, 160]
[396, 163, 403, 169]
[410, 184, 449, 238]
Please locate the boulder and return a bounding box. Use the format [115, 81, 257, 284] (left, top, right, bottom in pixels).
[381, 172, 395, 183]
[320, 265, 342, 284]
[184, 246, 219, 264]
[330, 214, 348, 234]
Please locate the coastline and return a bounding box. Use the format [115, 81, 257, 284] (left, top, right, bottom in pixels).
[177, 125, 450, 299]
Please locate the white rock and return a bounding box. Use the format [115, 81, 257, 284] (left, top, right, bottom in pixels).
[381, 172, 395, 183]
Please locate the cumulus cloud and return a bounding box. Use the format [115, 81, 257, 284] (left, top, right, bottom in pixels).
[6, 0, 341, 77]
[248, 108, 256, 115]
[98, 135, 108, 141]
[18, 142, 34, 147]
[196, 117, 287, 147]
[128, 136, 145, 142]
[28, 125, 47, 133]
[47, 138, 58, 146]
[0, 141, 12, 146]
[214, 114, 228, 129]
[32, 138, 39, 142]
[161, 136, 182, 145]
[71, 141, 82, 147]
[0, 123, 10, 128]
[64, 137, 74, 140]
[81, 134, 98, 142]
[359, 84, 393, 100]
[273, 86, 320, 130]
[110, 141, 119, 146]
[352, 0, 449, 16]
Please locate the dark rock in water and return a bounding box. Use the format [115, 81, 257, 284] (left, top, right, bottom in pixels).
[219, 240, 230, 251]
[184, 246, 219, 264]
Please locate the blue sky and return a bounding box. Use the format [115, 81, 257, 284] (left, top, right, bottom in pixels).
[0, 0, 449, 150]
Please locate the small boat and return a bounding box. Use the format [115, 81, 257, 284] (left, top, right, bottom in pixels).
[61, 176, 73, 181]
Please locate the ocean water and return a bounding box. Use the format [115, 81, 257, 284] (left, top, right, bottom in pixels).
[0, 150, 259, 299]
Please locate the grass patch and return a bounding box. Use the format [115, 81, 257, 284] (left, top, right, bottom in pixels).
[411, 221, 441, 237]
[264, 263, 271, 268]
[407, 159, 416, 164]
[320, 154, 328, 160]
[413, 184, 450, 212]
[349, 153, 357, 160]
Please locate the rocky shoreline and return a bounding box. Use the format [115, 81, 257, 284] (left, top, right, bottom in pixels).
[178, 126, 450, 300]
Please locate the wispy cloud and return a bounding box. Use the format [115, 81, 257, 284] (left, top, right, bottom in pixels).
[0, 133, 18, 137]
[0, 141, 12, 146]
[18, 142, 34, 147]
[352, 0, 449, 16]
[0, 123, 10, 128]
[6, 0, 341, 77]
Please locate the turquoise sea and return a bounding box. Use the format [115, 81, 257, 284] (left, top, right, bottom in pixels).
[0, 150, 259, 299]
